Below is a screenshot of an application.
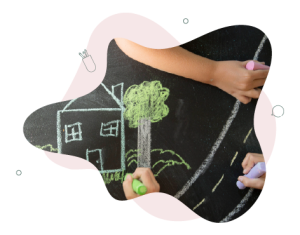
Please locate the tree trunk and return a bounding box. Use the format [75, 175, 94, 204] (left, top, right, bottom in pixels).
[137, 118, 151, 168]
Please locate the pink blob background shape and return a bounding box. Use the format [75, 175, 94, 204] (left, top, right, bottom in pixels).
[43, 13, 276, 221]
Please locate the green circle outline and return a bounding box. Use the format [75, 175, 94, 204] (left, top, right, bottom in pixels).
[271, 105, 284, 118]
[16, 170, 22, 176]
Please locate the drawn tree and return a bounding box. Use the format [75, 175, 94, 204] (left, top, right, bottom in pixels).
[123, 81, 170, 168]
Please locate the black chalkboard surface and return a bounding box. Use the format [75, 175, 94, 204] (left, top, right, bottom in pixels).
[23, 25, 271, 222]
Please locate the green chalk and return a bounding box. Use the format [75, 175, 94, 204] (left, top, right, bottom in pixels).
[124, 173, 147, 196]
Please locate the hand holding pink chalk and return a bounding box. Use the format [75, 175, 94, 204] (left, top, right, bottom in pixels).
[246, 60, 270, 71]
[212, 60, 269, 104]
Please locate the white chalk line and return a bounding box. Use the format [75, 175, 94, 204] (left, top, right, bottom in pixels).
[101, 83, 125, 109]
[62, 98, 78, 112]
[65, 122, 83, 143]
[174, 100, 241, 199]
[56, 82, 126, 172]
[137, 118, 151, 168]
[177, 34, 268, 220]
[193, 125, 257, 211]
[219, 35, 268, 222]
[220, 188, 254, 222]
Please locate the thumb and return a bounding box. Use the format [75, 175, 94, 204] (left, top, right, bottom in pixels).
[238, 176, 253, 188]
[123, 174, 137, 200]
[125, 174, 133, 186]
[238, 176, 265, 190]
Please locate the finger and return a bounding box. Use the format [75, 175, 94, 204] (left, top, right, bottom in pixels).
[141, 170, 159, 192]
[249, 69, 269, 80]
[242, 153, 252, 168]
[122, 174, 138, 200]
[243, 153, 263, 174]
[250, 74, 268, 86]
[237, 95, 251, 104]
[243, 163, 255, 174]
[252, 78, 267, 88]
[255, 153, 265, 161]
[238, 176, 265, 190]
[133, 168, 156, 187]
[243, 153, 255, 175]
[250, 153, 265, 162]
[242, 88, 261, 99]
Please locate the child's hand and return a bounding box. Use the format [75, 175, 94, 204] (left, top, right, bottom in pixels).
[212, 60, 269, 104]
[123, 168, 160, 200]
[238, 153, 266, 190]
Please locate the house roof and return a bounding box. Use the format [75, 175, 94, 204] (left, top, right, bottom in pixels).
[61, 83, 125, 111]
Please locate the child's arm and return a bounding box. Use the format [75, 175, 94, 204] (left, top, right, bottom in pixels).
[116, 38, 215, 85]
[115, 38, 269, 104]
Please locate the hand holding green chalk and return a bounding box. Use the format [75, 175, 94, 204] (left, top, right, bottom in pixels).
[124, 173, 147, 195]
[123, 168, 160, 199]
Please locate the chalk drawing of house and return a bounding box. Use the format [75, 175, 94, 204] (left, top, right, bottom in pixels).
[56, 83, 125, 174]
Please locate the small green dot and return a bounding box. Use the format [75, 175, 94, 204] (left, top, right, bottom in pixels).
[183, 18, 189, 24]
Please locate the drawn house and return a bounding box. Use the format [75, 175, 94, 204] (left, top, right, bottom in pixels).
[56, 83, 125, 174]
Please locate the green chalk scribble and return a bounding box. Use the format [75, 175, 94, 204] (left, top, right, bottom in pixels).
[123, 81, 170, 128]
[35, 144, 58, 152]
[99, 149, 191, 185]
[33, 144, 191, 185]
[151, 149, 191, 177]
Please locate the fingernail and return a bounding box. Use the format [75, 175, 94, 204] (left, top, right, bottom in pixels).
[243, 169, 247, 174]
[238, 176, 243, 182]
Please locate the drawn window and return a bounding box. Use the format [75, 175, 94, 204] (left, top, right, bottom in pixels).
[100, 120, 120, 137]
[65, 122, 83, 143]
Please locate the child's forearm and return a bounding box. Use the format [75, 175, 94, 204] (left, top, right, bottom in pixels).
[115, 38, 216, 85]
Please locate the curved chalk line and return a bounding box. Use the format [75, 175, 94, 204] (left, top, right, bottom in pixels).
[174, 34, 268, 223]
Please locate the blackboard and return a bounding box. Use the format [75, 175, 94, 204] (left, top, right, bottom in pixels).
[23, 25, 272, 222]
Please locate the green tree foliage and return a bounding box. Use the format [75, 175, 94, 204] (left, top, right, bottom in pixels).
[123, 81, 170, 128]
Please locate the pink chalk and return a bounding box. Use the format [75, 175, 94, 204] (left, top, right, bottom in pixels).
[246, 61, 270, 71]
